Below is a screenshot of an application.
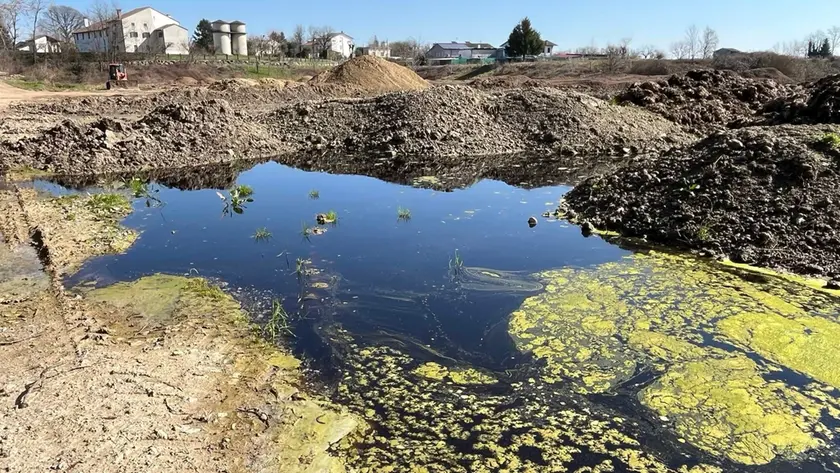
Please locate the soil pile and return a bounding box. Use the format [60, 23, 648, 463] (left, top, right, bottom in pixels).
[310, 55, 429, 94]
[619, 70, 791, 131]
[267, 85, 690, 158]
[761, 74, 840, 124]
[563, 125, 840, 277]
[0, 99, 282, 174]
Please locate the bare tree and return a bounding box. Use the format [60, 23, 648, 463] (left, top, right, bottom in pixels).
[828, 26, 840, 55]
[26, 0, 46, 59]
[308, 25, 333, 58]
[806, 30, 826, 48]
[86, 0, 119, 65]
[0, 0, 26, 47]
[670, 40, 688, 59]
[701, 26, 719, 59]
[40, 4, 84, 43]
[603, 43, 627, 72]
[292, 24, 304, 57]
[685, 24, 699, 60]
[637, 44, 658, 59]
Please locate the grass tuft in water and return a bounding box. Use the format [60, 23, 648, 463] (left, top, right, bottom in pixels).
[309, 189, 320, 199]
[86, 193, 131, 218]
[300, 222, 313, 241]
[252, 227, 273, 242]
[222, 184, 255, 216]
[185, 278, 227, 302]
[397, 207, 412, 221]
[263, 299, 294, 341]
[449, 249, 464, 276]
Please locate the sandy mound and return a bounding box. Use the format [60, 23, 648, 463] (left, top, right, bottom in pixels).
[619, 70, 792, 131]
[310, 56, 429, 94]
[564, 125, 840, 277]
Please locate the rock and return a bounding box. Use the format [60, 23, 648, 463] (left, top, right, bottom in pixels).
[316, 214, 328, 225]
[727, 139, 745, 150]
[581, 221, 595, 236]
[527, 217, 538, 227]
[825, 280, 840, 290]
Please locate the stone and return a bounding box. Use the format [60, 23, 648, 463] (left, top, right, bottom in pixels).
[527, 217, 538, 228]
[581, 221, 596, 236]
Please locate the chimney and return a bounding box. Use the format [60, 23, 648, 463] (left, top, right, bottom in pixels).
[116, 8, 122, 18]
[83, 18, 90, 27]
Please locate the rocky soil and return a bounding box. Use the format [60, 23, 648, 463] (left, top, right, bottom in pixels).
[563, 124, 840, 279]
[0, 84, 690, 175]
[760, 74, 840, 124]
[618, 70, 792, 131]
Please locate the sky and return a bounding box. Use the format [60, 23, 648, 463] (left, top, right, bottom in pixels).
[56, 0, 840, 52]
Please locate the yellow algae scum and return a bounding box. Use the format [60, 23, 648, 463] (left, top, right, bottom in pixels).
[508, 251, 840, 465]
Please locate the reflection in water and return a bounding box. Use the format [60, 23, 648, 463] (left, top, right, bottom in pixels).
[53, 162, 840, 472]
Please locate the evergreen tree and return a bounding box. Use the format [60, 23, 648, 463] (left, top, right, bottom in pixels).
[821, 38, 832, 57]
[505, 18, 544, 58]
[193, 19, 214, 52]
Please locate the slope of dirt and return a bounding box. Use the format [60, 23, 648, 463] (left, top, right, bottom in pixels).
[0, 187, 359, 473]
[562, 125, 840, 278]
[310, 56, 429, 94]
[761, 74, 840, 124]
[1, 85, 690, 174]
[267, 85, 691, 159]
[618, 70, 792, 131]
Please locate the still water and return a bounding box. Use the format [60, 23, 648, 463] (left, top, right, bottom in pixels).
[45, 161, 840, 473]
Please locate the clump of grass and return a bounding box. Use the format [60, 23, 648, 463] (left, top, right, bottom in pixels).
[252, 227, 272, 242]
[222, 184, 255, 216]
[608, 96, 621, 105]
[397, 207, 412, 221]
[86, 193, 131, 218]
[816, 132, 840, 150]
[128, 177, 163, 207]
[301, 221, 313, 239]
[449, 249, 464, 276]
[263, 299, 294, 341]
[326, 210, 338, 222]
[185, 278, 227, 302]
[309, 189, 320, 199]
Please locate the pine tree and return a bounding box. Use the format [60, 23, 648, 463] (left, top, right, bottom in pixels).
[505, 18, 544, 58]
[193, 19, 214, 53]
[821, 38, 832, 57]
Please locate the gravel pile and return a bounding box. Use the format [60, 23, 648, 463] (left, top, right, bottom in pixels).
[267, 85, 690, 158]
[761, 74, 840, 124]
[563, 125, 840, 278]
[1, 99, 283, 174]
[619, 70, 792, 131]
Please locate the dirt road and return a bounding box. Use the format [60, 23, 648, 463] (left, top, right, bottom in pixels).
[0, 80, 149, 109]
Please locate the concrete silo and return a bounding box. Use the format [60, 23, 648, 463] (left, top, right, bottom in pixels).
[230, 21, 247, 56]
[211, 20, 232, 56]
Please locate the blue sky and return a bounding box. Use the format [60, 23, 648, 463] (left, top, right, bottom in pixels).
[60, 0, 840, 52]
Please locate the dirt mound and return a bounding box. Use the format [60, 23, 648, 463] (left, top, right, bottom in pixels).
[267, 85, 691, 158]
[563, 125, 840, 277]
[739, 67, 793, 83]
[310, 56, 429, 94]
[619, 70, 792, 131]
[175, 76, 199, 86]
[0, 99, 283, 174]
[470, 75, 547, 89]
[761, 74, 840, 124]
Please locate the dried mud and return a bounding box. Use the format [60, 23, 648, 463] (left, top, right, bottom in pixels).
[0, 184, 359, 473]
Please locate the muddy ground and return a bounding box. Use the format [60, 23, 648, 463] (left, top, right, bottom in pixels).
[0, 185, 358, 472]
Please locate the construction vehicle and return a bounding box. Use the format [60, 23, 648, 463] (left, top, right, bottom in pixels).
[106, 63, 139, 90]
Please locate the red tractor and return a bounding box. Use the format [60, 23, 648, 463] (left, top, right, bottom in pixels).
[106, 63, 139, 90]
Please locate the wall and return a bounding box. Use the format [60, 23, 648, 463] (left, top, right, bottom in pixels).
[329, 34, 353, 58]
[74, 29, 111, 53]
[160, 26, 189, 54]
[121, 9, 180, 53]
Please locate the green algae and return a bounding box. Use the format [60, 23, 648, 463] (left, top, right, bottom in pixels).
[337, 343, 674, 473]
[412, 362, 497, 385]
[85, 274, 244, 326]
[506, 250, 840, 465]
[640, 356, 820, 465]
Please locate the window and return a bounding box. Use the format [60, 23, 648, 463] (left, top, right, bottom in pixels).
[142, 32, 150, 38]
[130, 22, 135, 28]
[157, 31, 164, 38]
[129, 32, 138, 38]
[143, 23, 148, 29]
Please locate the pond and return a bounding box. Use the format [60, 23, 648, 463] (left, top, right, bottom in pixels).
[43, 161, 840, 473]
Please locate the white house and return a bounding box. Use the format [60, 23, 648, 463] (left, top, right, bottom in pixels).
[72, 6, 189, 54]
[16, 35, 62, 53]
[358, 45, 391, 58]
[327, 32, 353, 58]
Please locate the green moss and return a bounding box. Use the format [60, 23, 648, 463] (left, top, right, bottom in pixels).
[85, 193, 132, 219]
[640, 357, 819, 465]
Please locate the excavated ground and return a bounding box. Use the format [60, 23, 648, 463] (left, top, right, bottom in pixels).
[565, 74, 840, 280]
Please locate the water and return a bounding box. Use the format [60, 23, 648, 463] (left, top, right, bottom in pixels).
[42, 160, 840, 472]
